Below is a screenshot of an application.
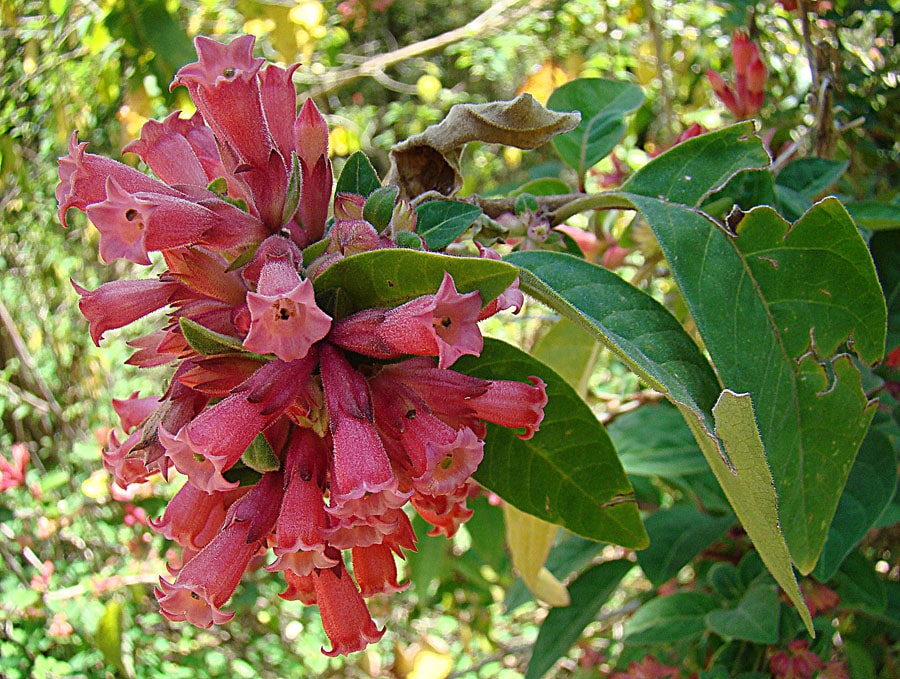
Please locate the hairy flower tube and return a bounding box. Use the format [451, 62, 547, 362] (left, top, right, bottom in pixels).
[59, 34, 546, 655]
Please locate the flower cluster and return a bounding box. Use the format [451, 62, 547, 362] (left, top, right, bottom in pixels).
[58, 35, 546, 655]
[707, 31, 767, 119]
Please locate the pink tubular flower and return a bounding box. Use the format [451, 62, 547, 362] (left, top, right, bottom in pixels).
[329, 272, 483, 369]
[243, 244, 332, 361]
[63, 32, 551, 657]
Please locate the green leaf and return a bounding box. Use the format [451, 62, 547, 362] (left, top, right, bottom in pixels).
[547, 78, 644, 179]
[313, 249, 517, 318]
[621, 122, 771, 207]
[241, 433, 280, 473]
[513, 178, 572, 196]
[414, 200, 483, 250]
[626, 195, 885, 572]
[637, 505, 735, 586]
[776, 158, 848, 199]
[179, 318, 245, 355]
[832, 550, 886, 613]
[608, 402, 709, 477]
[847, 200, 900, 231]
[281, 152, 302, 225]
[774, 184, 813, 221]
[706, 581, 781, 644]
[362, 185, 399, 231]
[525, 560, 633, 679]
[679, 391, 813, 635]
[870, 229, 900, 350]
[455, 339, 648, 547]
[506, 250, 721, 434]
[624, 592, 719, 644]
[335, 151, 381, 197]
[703, 168, 777, 216]
[814, 427, 898, 582]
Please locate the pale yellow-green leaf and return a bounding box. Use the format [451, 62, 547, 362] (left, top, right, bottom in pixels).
[504, 503, 570, 607]
[678, 391, 814, 636]
[531, 317, 600, 399]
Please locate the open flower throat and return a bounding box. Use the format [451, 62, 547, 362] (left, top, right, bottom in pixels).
[58, 35, 547, 656]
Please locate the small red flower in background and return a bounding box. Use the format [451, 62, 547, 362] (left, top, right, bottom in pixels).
[0, 443, 30, 492]
[611, 654, 681, 679]
[707, 32, 767, 119]
[58, 34, 546, 656]
[770, 640, 824, 679]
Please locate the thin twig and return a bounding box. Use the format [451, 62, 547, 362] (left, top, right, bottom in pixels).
[299, 0, 548, 99]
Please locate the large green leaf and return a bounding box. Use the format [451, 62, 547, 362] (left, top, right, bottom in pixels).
[608, 402, 709, 477]
[313, 249, 517, 318]
[621, 122, 771, 207]
[637, 505, 735, 586]
[455, 339, 648, 547]
[706, 580, 781, 644]
[506, 250, 721, 433]
[414, 200, 483, 250]
[547, 78, 644, 180]
[626, 195, 885, 573]
[525, 560, 634, 679]
[813, 427, 898, 582]
[624, 592, 719, 644]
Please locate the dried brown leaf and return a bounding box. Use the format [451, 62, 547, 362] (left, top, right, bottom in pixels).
[385, 93, 580, 200]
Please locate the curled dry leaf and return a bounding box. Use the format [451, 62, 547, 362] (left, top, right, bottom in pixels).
[385, 93, 581, 200]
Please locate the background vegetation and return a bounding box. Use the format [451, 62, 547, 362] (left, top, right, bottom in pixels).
[1, 0, 898, 677]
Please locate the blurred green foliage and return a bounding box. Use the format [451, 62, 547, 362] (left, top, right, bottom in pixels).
[1, 0, 898, 677]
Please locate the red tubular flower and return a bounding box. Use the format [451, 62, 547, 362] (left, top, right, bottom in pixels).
[707, 32, 766, 119]
[123, 112, 214, 187]
[319, 343, 401, 512]
[268, 428, 336, 574]
[329, 272, 483, 369]
[260, 64, 302, 165]
[162, 355, 317, 492]
[351, 543, 407, 597]
[172, 35, 270, 171]
[156, 471, 282, 628]
[72, 278, 181, 346]
[313, 558, 385, 656]
[467, 376, 548, 440]
[150, 482, 248, 550]
[56, 132, 183, 228]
